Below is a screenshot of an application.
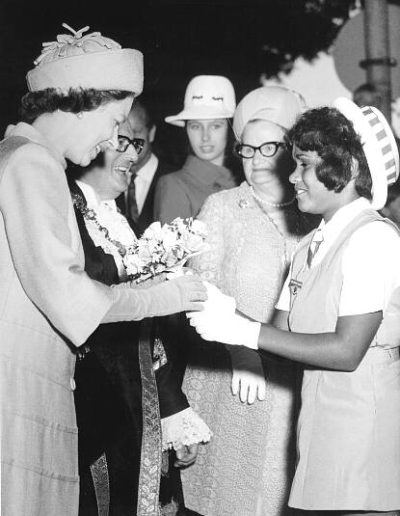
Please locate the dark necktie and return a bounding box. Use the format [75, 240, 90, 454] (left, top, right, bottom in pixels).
[127, 174, 139, 225]
[307, 229, 324, 268]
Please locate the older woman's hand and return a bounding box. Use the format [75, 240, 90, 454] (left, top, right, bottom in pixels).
[174, 443, 199, 468]
[229, 347, 266, 404]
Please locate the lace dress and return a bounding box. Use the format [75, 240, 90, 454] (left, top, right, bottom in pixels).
[182, 182, 315, 516]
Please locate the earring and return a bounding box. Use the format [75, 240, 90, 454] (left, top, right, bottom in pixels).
[76, 112, 83, 120]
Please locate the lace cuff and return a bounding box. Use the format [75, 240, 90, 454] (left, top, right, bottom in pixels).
[161, 407, 212, 451]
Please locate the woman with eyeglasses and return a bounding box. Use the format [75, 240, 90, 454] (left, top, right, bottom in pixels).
[182, 86, 318, 516]
[0, 24, 208, 516]
[68, 123, 211, 515]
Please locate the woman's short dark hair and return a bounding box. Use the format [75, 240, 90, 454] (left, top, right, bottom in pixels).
[19, 88, 133, 124]
[386, 179, 400, 206]
[287, 106, 372, 199]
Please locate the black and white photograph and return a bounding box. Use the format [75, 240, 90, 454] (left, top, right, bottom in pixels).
[1, 1, 400, 515]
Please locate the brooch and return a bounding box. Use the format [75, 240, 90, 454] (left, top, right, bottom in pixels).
[289, 278, 303, 297]
[238, 199, 249, 209]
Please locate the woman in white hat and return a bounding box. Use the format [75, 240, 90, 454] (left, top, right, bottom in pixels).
[190, 99, 400, 514]
[152, 75, 239, 512]
[153, 74, 238, 224]
[182, 85, 317, 516]
[0, 24, 207, 516]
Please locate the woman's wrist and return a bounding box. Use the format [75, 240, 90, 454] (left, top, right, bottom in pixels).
[242, 320, 261, 349]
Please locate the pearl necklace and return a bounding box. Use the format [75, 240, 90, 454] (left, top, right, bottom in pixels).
[249, 187, 303, 266]
[250, 186, 295, 208]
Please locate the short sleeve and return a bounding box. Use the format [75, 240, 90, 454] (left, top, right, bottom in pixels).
[339, 221, 400, 315]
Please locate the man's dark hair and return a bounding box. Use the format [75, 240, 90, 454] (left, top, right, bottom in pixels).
[131, 97, 155, 129]
[287, 106, 372, 199]
[19, 87, 133, 124]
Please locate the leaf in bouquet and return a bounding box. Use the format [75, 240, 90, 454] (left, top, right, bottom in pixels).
[133, 271, 153, 284]
[181, 244, 211, 263]
[162, 250, 180, 268]
[153, 262, 167, 274]
[166, 256, 189, 270]
[190, 219, 208, 237]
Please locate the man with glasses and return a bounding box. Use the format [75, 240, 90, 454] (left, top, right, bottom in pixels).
[117, 97, 174, 235]
[66, 120, 209, 515]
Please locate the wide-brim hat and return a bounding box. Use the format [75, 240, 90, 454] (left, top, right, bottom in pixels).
[233, 85, 306, 139]
[165, 75, 236, 127]
[26, 24, 143, 95]
[333, 97, 399, 210]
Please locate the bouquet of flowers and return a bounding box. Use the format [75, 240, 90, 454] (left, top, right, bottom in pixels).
[123, 217, 208, 283]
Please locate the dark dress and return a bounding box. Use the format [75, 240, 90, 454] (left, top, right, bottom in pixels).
[71, 183, 189, 515]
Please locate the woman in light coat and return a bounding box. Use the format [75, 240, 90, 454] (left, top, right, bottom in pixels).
[0, 24, 206, 516]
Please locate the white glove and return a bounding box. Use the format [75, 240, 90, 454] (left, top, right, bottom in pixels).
[187, 309, 261, 349]
[230, 347, 266, 404]
[195, 281, 236, 316]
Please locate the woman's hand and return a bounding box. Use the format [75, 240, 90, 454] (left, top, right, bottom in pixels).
[164, 274, 208, 313]
[230, 347, 266, 404]
[104, 273, 208, 321]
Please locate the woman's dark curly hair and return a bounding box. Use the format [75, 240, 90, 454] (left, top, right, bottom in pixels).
[287, 107, 372, 199]
[19, 88, 133, 124]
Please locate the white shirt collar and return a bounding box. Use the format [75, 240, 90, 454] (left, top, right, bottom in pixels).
[76, 179, 117, 212]
[125, 153, 159, 214]
[318, 197, 372, 243]
[310, 197, 373, 267]
[136, 153, 158, 182]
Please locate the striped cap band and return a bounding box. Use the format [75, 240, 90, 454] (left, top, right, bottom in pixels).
[361, 106, 399, 186]
[333, 96, 399, 209]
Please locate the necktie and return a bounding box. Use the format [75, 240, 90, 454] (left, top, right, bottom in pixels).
[127, 174, 139, 225]
[307, 229, 324, 268]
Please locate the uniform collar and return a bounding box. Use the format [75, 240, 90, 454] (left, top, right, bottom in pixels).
[307, 197, 373, 267]
[318, 197, 372, 244]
